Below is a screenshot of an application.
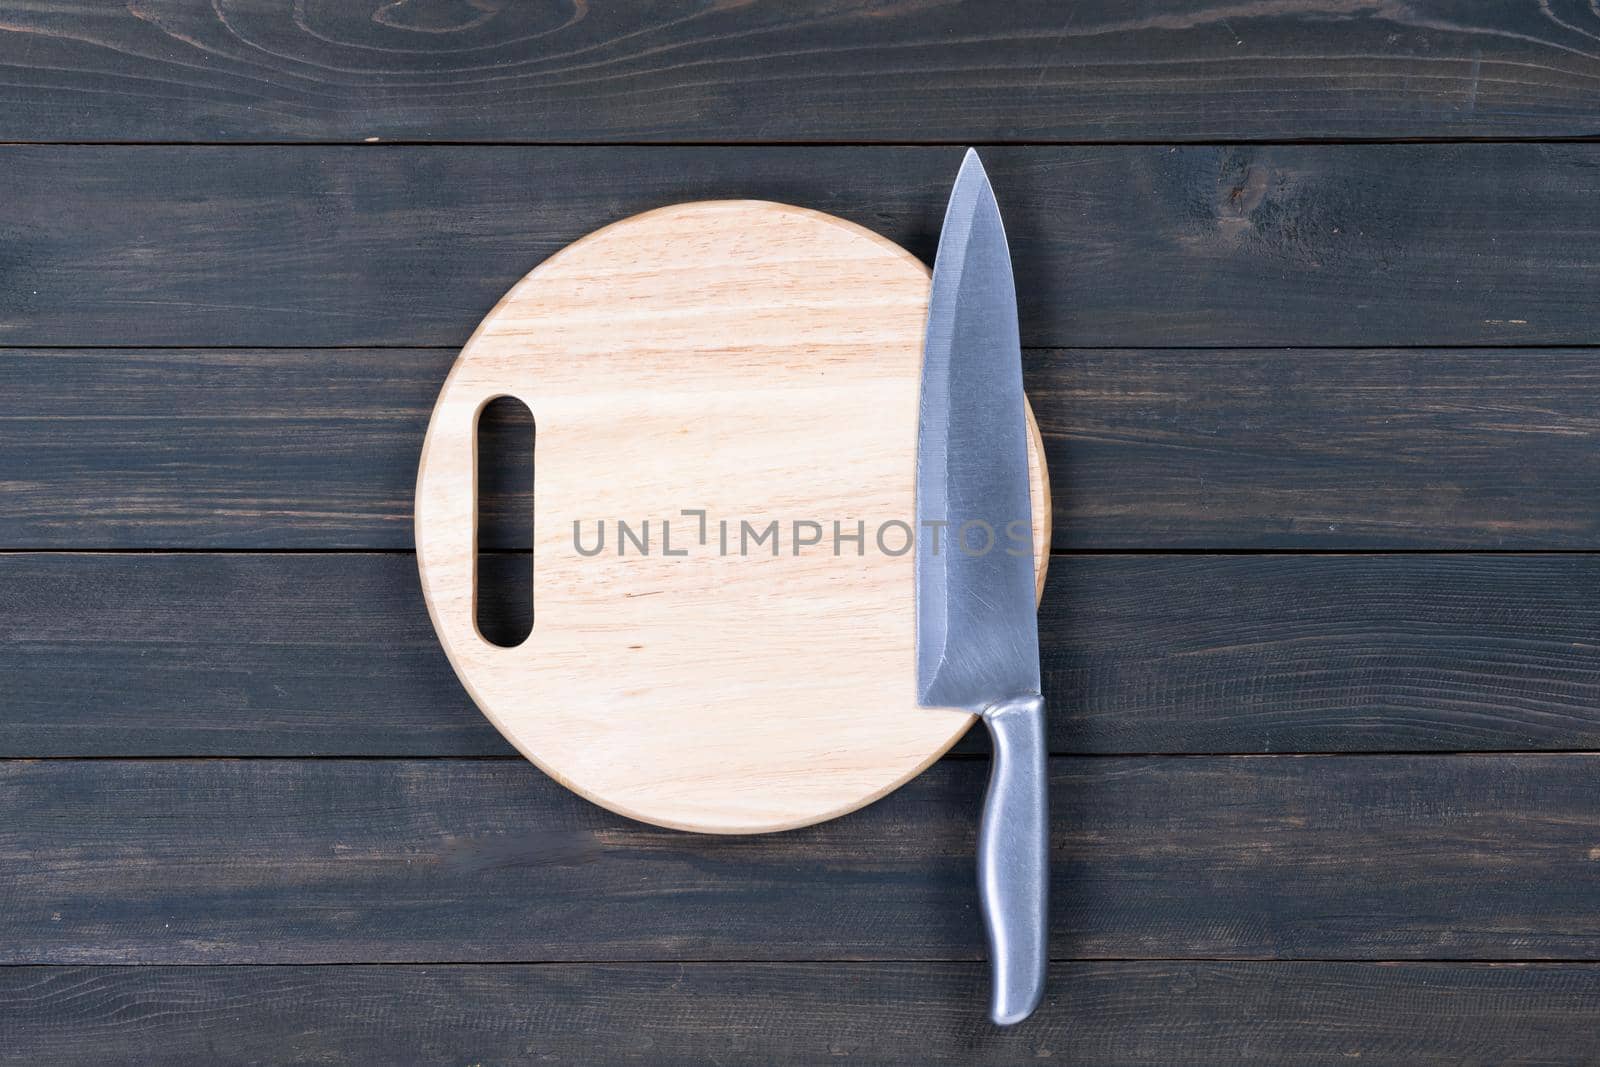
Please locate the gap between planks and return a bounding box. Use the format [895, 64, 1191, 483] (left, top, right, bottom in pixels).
[10, 343, 1600, 351]
[9, 751, 1600, 762]
[8, 137, 1600, 148]
[6, 548, 1600, 556]
[9, 957, 1600, 968]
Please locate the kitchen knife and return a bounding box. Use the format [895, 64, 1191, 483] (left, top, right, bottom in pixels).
[916, 149, 1047, 1026]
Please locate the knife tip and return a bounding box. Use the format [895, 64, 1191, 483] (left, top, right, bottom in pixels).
[955, 148, 995, 204]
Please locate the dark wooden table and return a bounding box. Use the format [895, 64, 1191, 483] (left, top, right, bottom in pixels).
[5, 4, 1600, 1064]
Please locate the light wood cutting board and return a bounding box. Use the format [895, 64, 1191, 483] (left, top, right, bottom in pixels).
[416, 200, 1049, 834]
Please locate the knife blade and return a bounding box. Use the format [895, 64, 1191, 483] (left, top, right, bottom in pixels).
[915, 149, 1047, 1026]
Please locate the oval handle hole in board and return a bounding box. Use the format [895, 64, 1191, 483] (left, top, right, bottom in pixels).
[475, 395, 534, 648]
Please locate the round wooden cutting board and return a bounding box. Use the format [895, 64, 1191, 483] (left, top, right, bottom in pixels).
[416, 201, 1049, 834]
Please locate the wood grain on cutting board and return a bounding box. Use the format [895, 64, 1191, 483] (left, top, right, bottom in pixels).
[415, 200, 1048, 833]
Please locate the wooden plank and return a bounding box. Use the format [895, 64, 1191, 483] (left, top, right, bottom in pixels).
[1, 4, 1599, 144]
[0, 349, 446, 550]
[0, 552, 506, 757]
[2, 146, 1598, 348]
[10, 347, 1600, 550]
[6, 962, 1598, 1066]
[6, 755, 1600, 963]
[6, 552, 1600, 757]
[1041, 348, 1600, 550]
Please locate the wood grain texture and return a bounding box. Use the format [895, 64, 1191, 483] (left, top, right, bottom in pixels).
[7, 962, 1600, 1066]
[7, 755, 1600, 964]
[415, 199, 1047, 834]
[3, 145, 1599, 348]
[1043, 348, 1600, 550]
[7, 552, 1600, 757]
[9, 347, 1600, 550]
[0, 349, 445, 549]
[2, 2, 1600, 143]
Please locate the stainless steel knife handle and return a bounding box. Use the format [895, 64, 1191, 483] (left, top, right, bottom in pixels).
[978, 693, 1048, 1026]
